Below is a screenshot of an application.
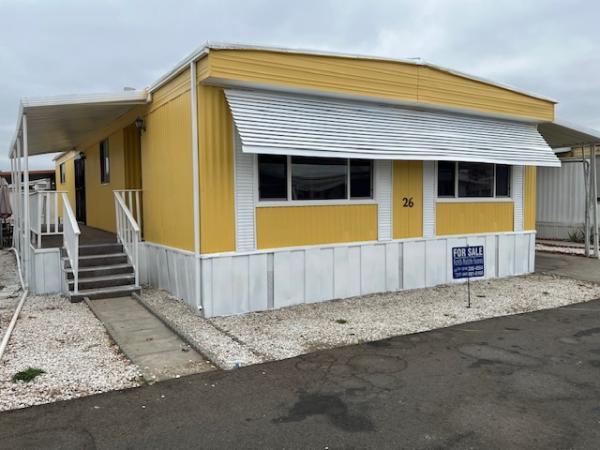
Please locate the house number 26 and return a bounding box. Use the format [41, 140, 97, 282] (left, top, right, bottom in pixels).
[402, 197, 414, 208]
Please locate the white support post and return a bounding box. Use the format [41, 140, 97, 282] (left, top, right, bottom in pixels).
[190, 60, 202, 311]
[22, 115, 30, 288]
[15, 138, 22, 254]
[592, 144, 599, 258]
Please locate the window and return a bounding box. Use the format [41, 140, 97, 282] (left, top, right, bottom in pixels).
[437, 162, 511, 198]
[257, 155, 373, 202]
[100, 139, 110, 184]
[59, 163, 66, 184]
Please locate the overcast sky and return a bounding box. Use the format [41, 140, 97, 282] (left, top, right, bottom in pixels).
[1, 0, 599, 170]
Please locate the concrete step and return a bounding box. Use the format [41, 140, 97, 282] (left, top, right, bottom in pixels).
[65, 263, 134, 280]
[77, 243, 123, 256]
[68, 273, 136, 291]
[68, 285, 141, 302]
[64, 253, 129, 268]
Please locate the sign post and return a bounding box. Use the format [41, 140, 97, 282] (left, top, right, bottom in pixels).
[452, 245, 485, 308]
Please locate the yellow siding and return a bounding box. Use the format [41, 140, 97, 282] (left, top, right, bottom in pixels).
[206, 49, 554, 121]
[256, 204, 378, 249]
[393, 161, 423, 238]
[83, 130, 126, 232]
[141, 77, 195, 251]
[197, 84, 236, 253]
[55, 152, 76, 217]
[436, 202, 514, 236]
[524, 166, 537, 230]
[123, 123, 142, 189]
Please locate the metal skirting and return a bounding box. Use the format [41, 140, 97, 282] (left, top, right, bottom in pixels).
[28, 246, 62, 294]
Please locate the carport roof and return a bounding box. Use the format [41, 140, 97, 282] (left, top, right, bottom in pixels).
[538, 120, 600, 149]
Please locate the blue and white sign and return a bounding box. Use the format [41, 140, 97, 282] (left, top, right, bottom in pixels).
[452, 245, 484, 279]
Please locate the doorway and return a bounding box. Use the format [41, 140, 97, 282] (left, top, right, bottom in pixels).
[74, 156, 86, 223]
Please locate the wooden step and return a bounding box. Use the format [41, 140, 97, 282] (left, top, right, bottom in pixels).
[68, 285, 141, 303]
[64, 263, 134, 280]
[64, 253, 128, 268]
[68, 273, 135, 290]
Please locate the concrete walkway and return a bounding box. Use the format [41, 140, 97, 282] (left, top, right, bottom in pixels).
[87, 297, 214, 382]
[536, 251, 600, 283]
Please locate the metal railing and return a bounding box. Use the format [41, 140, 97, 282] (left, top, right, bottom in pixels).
[114, 189, 142, 234]
[114, 191, 141, 287]
[29, 190, 63, 248]
[61, 192, 80, 293]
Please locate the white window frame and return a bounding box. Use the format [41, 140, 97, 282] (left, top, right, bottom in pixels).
[255, 154, 377, 207]
[99, 138, 110, 185]
[59, 162, 66, 184]
[435, 161, 513, 203]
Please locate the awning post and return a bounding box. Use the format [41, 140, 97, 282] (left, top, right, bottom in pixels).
[592, 143, 599, 258]
[22, 114, 30, 287]
[16, 137, 22, 254]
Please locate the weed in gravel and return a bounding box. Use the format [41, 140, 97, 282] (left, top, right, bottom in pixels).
[12, 368, 45, 383]
[335, 319, 348, 324]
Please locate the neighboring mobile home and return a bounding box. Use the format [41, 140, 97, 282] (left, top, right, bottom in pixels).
[8, 42, 597, 317]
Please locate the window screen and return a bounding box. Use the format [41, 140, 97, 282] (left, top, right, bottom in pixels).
[350, 159, 372, 198]
[458, 162, 494, 197]
[495, 165, 511, 197]
[59, 163, 66, 184]
[437, 161, 456, 197]
[291, 156, 347, 200]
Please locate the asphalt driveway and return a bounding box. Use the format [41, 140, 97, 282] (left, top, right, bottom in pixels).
[2, 295, 600, 449]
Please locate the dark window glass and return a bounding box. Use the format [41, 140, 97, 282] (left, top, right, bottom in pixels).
[495, 165, 511, 197]
[59, 163, 66, 183]
[350, 159, 372, 198]
[258, 154, 287, 200]
[437, 161, 456, 197]
[458, 162, 493, 197]
[291, 156, 347, 200]
[100, 139, 110, 184]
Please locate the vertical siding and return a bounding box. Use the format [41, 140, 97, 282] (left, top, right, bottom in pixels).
[512, 166, 524, 232]
[54, 152, 76, 217]
[198, 85, 236, 253]
[255, 205, 378, 249]
[123, 123, 142, 189]
[524, 166, 537, 230]
[392, 160, 423, 238]
[423, 161, 436, 237]
[207, 50, 554, 121]
[436, 202, 514, 236]
[84, 128, 126, 232]
[141, 80, 194, 251]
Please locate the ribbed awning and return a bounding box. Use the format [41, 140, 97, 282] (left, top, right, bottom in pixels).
[225, 89, 561, 167]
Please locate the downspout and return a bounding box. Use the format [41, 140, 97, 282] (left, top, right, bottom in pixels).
[190, 60, 202, 311]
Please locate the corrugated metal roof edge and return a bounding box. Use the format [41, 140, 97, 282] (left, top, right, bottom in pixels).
[148, 41, 558, 104]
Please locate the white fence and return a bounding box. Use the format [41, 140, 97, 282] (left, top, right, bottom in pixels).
[29, 191, 63, 247]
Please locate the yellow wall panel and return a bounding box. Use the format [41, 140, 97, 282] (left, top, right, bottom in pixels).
[393, 161, 423, 238]
[198, 85, 236, 253]
[207, 49, 554, 121]
[256, 204, 378, 249]
[55, 152, 76, 218]
[524, 166, 537, 230]
[141, 85, 194, 251]
[83, 129, 126, 232]
[436, 202, 514, 236]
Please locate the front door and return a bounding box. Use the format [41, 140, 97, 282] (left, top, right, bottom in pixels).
[74, 157, 86, 223]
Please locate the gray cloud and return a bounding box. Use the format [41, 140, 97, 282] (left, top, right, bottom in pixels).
[1, 0, 599, 170]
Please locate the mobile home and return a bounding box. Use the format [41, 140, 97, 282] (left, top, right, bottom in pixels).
[8, 42, 594, 317]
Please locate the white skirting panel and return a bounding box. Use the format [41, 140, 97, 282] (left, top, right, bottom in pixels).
[140, 242, 197, 310]
[199, 231, 536, 317]
[28, 246, 62, 294]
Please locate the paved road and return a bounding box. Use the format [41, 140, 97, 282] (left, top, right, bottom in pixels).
[536, 251, 600, 283]
[2, 298, 600, 449]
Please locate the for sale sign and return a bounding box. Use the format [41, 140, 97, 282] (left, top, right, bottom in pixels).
[452, 245, 484, 279]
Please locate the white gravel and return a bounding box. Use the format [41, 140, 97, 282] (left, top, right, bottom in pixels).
[137, 290, 264, 369]
[141, 274, 600, 368]
[0, 251, 141, 412]
[536, 243, 585, 256]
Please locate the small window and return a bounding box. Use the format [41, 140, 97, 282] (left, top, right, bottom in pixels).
[100, 139, 110, 184]
[59, 163, 66, 184]
[495, 164, 511, 197]
[291, 156, 347, 200]
[437, 161, 456, 197]
[458, 162, 494, 197]
[350, 159, 373, 198]
[258, 154, 287, 200]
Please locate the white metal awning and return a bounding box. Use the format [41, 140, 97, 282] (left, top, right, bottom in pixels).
[538, 120, 600, 149]
[225, 88, 561, 167]
[10, 90, 148, 157]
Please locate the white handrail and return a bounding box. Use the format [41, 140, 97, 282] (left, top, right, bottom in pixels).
[114, 189, 142, 232]
[29, 191, 65, 248]
[114, 191, 141, 287]
[61, 193, 80, 293]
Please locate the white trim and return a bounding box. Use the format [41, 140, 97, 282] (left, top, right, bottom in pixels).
[375, 160, 392, 241]
[423, 161, 436, 238]
[143, 240, 196, 256]
[436, 197, 514, 203]
[234, 126, 256, 251]
[256, 199, 377, 208]
[512, 165, 524, 231]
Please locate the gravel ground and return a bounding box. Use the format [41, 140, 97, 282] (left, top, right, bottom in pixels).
[141, 274, 600, 368]
[0, 251, 141, 412]
[137, 290, 264, 369]
[536, 243, 585, 255]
